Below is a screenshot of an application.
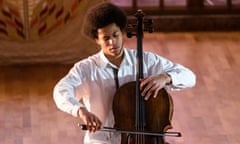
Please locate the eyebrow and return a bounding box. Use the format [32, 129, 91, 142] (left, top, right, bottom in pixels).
[101, 31, 119, 38]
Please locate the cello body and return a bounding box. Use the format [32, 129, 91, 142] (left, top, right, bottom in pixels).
[113, 81, 174, 144]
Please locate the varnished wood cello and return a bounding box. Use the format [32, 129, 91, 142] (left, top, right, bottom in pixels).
[112, 10, 179, 144]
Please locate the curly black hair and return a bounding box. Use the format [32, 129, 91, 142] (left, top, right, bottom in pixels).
[85, 3, 127, 39]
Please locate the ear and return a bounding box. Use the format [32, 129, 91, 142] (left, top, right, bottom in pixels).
[95, 38, 101, 45]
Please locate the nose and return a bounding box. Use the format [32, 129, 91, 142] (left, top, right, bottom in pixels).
[108, 37, 115, 45]
[109, 39, 113, 45]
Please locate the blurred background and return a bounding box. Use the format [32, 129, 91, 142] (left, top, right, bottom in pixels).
[0, 0, 240, 144]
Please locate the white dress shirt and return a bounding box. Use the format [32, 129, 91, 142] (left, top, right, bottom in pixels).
[53, 48, 196, 144]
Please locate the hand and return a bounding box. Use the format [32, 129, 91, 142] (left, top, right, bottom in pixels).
[78, 107, 102, 133]
[140, 73, 171, 100]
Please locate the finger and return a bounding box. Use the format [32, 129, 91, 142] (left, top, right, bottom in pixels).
[92, 118, 101, 132]
[86, 119, 92, 131]
[142, 80, 157, 97]
[144, 90, 152, 100]
[140, 77, 152, 90]
[144, 84, 158, 100]
[140, 78, 154, 95]
[152, 87, 161, 99]
[89, 116, 102, 132]
[141, 82, 153, 96]
[96, 119, 102, 130]
[91, 125, 97, 132]
[87, 116, 95, 132]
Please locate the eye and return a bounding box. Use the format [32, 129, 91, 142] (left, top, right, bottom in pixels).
[103, 36, 110, 41]
[113, 32, 119, 38]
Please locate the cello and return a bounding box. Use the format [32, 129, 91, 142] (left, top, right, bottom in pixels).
[112, 10, 178, 144]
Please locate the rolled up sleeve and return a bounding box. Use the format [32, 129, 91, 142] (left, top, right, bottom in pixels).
[53, 65, 85, 117]
[167, 65, 196, 90]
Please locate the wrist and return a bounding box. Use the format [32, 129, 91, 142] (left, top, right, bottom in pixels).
[77, 107, 87, 118]
[164, 73, 172, 85]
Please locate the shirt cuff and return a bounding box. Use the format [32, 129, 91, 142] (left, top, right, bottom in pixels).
[167, 72, 176, 85]
[72, 104, 84, 117]
[166, 71, 184, 89]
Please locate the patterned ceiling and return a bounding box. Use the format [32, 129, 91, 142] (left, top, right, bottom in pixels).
[0, 0, 107, 65]
[0, 0, 93, 41]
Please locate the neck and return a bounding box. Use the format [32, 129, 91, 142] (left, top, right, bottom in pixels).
[107, 51, 124, 68]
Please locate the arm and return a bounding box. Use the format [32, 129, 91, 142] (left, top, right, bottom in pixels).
[53, 66, 84, 117]
[53, 64, 102, 132]
[140, 52, 196, 100]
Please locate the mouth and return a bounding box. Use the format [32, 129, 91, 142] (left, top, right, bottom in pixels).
[109, 47, 119, 53]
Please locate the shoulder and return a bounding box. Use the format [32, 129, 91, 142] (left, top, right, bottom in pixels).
[125, 48, 160, 57]
[143, 51, 168, 62]
[124, 48, 164, 61]
[72, 53, 100, 72]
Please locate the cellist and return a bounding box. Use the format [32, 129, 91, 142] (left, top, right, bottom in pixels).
[53, 2, 196, 144]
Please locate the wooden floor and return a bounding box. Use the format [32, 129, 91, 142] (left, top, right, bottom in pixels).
[0, 32, 240, 144]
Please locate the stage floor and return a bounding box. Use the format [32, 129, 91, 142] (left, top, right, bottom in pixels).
[0, 32, 240, 144]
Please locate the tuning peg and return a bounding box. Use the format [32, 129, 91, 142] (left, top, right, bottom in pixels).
[144, 18, 154, 33]
[126, 32, 136, 38]
[144, 19, 153, 25]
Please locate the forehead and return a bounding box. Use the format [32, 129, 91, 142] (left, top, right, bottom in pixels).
[97, 23, 121, 37]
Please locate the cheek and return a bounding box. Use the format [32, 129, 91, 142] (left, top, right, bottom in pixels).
[98, 40, 107, 47]
[120, 39, 124, 46]
[117, 37, 123, 44]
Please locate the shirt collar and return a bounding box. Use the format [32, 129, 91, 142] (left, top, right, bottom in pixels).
[97, 48, 133, 69]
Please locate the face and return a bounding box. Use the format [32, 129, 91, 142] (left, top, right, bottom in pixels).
[95, 23, 124, 60]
